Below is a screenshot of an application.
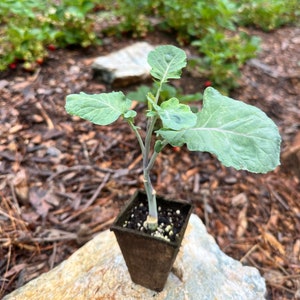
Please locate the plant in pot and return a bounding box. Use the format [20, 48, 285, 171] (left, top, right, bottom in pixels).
[65, 45, 281, 291]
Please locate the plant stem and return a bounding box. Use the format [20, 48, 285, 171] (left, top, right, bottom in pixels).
[143, 116, 158, 224]
[143, 168, 157, 222]
[142, 81, 168, 230]
[147, 140, 168, 171]
[127, 120, 145, 155]
[128, 117, 158, 228]
[154, 81, 163, 104]
[129, 81, 165, 231]
[143, 139, 168, 230]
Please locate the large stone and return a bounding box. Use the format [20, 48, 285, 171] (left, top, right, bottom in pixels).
[4, 214, 266, 300]
[92, 42, 155, 86]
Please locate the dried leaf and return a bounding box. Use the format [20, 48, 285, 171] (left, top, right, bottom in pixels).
[21, 211, 40, 223]
[268, 208, 279, 228]
[4, 264, 27, 278]
[214, 219, 228, 235]
[293, 239, 300, 262]
[236, 205, 248, 238]
[231, 192, 248, 207]
[12, 169, 29, 205]
[9, 124, 23, 134]
[31, 134, 43, 144]
[182, 167, 199, 181]
[29, 188, 53, 218]
[262, 231, 285, 255]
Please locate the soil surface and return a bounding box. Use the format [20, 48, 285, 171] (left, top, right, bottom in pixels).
[119, 192, 191, 243]
[1, 26, 299, 299]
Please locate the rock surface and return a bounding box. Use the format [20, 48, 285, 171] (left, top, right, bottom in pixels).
[92, 42, 154, 86]
[4, 214, 266, 300]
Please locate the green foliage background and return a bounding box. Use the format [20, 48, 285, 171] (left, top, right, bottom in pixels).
[0, 0, 101, 70]
[0, 0, 299, 89]
[111, 0, 299, 90]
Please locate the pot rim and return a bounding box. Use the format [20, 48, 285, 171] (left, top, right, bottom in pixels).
[110, 190, 193, 247]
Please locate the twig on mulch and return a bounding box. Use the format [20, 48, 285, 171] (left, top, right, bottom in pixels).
[35, 101, 54, 130]
[46, 165, 110, 182]
[61, 173, 110, 224]
[82, 173, 110, 209]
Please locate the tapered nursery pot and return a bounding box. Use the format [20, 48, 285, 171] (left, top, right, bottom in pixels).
[110, 190, 193, 291]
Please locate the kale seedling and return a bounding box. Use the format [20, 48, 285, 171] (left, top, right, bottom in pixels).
[65, 45, 281, 230]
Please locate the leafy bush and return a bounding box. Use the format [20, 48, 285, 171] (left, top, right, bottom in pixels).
[0, 0, 50, 70]
[234, 0, 300, 31]
[111, 0, 238, 40]
[111, 0, 155, 37]
[1, 0, 298, 91]
[109, 0, 298, 91]
[192, 30, 260, 90]
[154, 0, 237, 42]
[109, 0, 259, 91]
[45, 0, 100, 48]
[154, 0, 260, 90]
[0, 0, 100, 71]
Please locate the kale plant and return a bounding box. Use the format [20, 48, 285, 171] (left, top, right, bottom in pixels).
[65, 45, 281, 230]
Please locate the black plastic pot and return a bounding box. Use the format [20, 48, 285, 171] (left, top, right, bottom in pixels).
[110, 190, 193, 291]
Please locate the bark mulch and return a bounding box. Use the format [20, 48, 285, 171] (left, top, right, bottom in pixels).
[0, 27, 299, 299]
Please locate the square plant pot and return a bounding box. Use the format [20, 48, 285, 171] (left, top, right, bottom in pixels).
[110, 190, 193, 291]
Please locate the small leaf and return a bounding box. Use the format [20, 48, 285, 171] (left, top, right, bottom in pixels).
[157, 87, 281, 173]
[146, 111, 157, 117]
[148, 45, 187, 83]
[124, 110, 137, 119]
[180, 92, 203, 103]
[127, 85, 150, 103]
[154, 140, 165, 153]
[65, 92, 131, 125]
[158, 98, 197, 130]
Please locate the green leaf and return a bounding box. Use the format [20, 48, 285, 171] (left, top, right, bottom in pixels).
[154, 140, 165, 153]
[65, 91, 131, 125]
[146, 110, 157, 118]
[157, 87, 281, 173]
[147, 45, 187, 83]
[157, 98, 197, 130]
[180, 92, 202, 103]
[126, 85, 150, 103]
[124, 110, 137, 119]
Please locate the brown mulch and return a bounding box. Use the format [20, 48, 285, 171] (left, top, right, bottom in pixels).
[0, 27, 299, 299]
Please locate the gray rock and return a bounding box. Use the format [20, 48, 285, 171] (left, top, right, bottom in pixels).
[92, 42, 155, 86]
[4, 214, 266, 300]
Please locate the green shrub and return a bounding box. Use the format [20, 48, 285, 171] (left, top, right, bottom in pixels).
[235, 0, 300, 31]
[0, 0, 49, 70]
[110, 0, 156, 37]
[154, 0, 237, 42]
[46, 0, 100, 48]
[110, 0, 259, 91]
[192, 30, 260, 90]
[0, 0, 100, 71]
[111, 0, 238, 40]
[108, 0, 298, 91]
[1, 0, 298, 90]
